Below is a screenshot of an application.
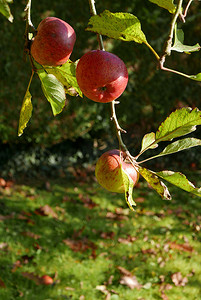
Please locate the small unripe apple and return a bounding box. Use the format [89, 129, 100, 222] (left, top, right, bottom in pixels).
[41, 275, 54, 285]
[31, 17, 76, 66]
[95, 149, 139, 193]
[76, 50, 128, 103]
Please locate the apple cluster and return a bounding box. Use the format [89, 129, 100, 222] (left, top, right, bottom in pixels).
[30, 17, 139, 193]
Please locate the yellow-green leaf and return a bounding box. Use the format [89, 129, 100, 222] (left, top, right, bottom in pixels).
[149, 0, 176, 14]
[86, 10, 147, 44]
[18, 90, 33, 136]
[121, 166, 136, 211]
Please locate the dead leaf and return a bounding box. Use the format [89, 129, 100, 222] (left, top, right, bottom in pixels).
[0, 213, 15, 221]
[34, 205, 58, 218]
[63, 238, 97, 257]
[12, 260, 22, 272]
[96, 285, 109, 295]
[0, 178, 6, 187]
[78, 194, 97, 209]
[168, 242, 194, 253]
[21, 272, 41, 285]
[100, 231, 115, 240]
[171, 272, 188, 286]
[0, 242, 9, 251]
[65, 286, 75, 291]
[21, 231, 41, 240]
[117, 266, 142, 290]
[118, 235, 137, 244]
[120, 275, 142, 290]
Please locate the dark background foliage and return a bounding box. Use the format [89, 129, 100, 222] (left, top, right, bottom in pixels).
[0, 0, 200, 178]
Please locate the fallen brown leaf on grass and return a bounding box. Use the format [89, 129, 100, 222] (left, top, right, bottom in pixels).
[168, 242, 194, 253]
[63, 237, 97, 257]
[34, 205, 58, 218]
[78, 193, 97, 209]
[171, 272, 188, 287]
[21, 231, 41, 240]
[117, 266, 142, 289]
[118, 235, 137, 244]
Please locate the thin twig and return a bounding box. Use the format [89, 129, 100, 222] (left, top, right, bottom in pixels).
[160, 0, 183, 62]
[182, 0, 194, 20]
[23, 0, 35, 60]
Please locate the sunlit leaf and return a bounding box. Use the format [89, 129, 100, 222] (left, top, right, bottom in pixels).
[140, 132, 158, 152]
[172, 26, 200, 53]
[144, 138, 201, 161]
[139, 167, 172, 200]
[121, 166, 136, 211]
[156, 107, 201, 142]
[0, 0, 13, 22]
[156, 170, 201, 197]
[86, 10, 147, 44]
[45, 60, 82, 97]
[18, 90, 33, 137]
[37, 71, 66, 116]
[149, 0, 176, 13]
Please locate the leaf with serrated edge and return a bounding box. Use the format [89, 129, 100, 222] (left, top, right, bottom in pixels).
[145, 138, 201, 161]
[156, 171, 201, 197]
[172, 27, 200, 53]
[86, 10, 147, 44]
[0, 0, 13, 22]
[18, 90, 33, 136]
[149, 0, 176, 13]
[156, 107, 201, 142]
[38, 71, 66, 116]
[45, 61, 82, 97]
[139, 167, 171, 200]
[121, 166, 136, 211]
[140, 132, 158, 152]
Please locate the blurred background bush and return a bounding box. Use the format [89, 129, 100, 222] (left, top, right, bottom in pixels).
[0, 0, 200, 178]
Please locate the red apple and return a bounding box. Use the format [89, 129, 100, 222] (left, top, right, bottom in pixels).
[95, 149, 139, 193]
[76, 50, 128, 103]
[31, 17, 76, 66]
[41, 275, 54, 285]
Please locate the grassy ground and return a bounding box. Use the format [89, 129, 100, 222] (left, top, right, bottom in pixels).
[0, 171, 200, 300]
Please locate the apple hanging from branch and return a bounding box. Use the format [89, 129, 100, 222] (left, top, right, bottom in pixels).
[76, 50, 128, 103]
[95, 149, 139, 193]
[31, 17, 76, 66]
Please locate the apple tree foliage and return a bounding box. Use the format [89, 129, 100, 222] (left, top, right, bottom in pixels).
[1, 0, 201, 210]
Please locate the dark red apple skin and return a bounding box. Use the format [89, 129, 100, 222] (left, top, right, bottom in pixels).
[31, 17, 76, 66]
[76, 50, 128, 103]
[95, 149, 139, 193]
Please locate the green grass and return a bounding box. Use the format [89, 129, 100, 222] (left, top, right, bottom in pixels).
[0, 173, 200, 300]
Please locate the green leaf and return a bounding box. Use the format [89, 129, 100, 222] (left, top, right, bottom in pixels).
[156, 107, 201, 142]
[172, 26, 200, 53]
[86, 10, 147, 44]
[38, 71, 66, 116]
[145, 138, 201, 161]
[156, 170, 201, 197]
[121, 166, 136, 211]
[140, 132, 158, 153]
[0, 0, 13, 22]
[189, 73, 201, 81]
[18, 90, 33, 137]
[45, 61, 82, 97]
[139, 167, 172, 200]
[149, 0, 176, 14]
